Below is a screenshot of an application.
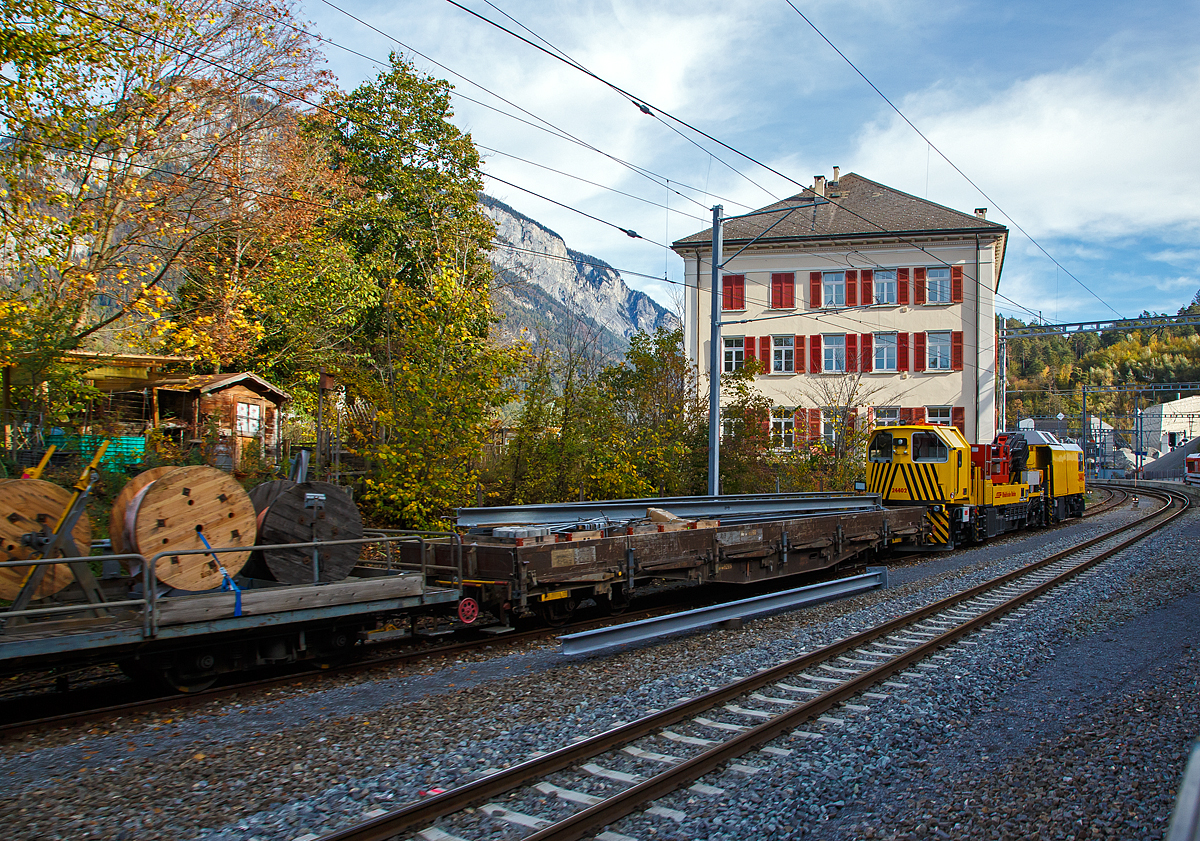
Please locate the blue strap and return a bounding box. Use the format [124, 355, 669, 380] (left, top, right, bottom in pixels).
[197, 532, 242, 617]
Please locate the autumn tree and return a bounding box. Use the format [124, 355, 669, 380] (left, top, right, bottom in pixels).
[1, 0, 332, 410]
[318, 55, 522, 528]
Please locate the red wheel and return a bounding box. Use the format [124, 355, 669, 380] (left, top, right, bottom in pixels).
[457, 597, 480, 625]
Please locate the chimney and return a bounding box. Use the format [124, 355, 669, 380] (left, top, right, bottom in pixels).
[813, 175, 826, 197]
[975, 208, 987, 219]
[832, 166, 840, 183]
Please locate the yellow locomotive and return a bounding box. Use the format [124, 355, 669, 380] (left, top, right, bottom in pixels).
[866, 424, 1085, 548]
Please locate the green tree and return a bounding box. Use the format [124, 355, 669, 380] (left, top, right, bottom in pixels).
[323, 55, 521, 527]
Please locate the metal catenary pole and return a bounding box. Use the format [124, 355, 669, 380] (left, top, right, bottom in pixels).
[707, 205, 723, 496]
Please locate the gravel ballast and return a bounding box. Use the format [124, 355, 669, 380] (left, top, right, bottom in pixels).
[4, 500, 1197, 840]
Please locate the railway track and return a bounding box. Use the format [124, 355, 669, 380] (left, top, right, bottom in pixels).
[0, 605, 675, 741]
[0, 487, 1130, 741]
[314, 484, 1187, 841]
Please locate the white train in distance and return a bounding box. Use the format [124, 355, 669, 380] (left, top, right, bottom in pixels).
[1185, 454, 1200, 486]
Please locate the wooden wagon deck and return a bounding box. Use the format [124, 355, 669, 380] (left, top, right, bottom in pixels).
[0, 571, 457, 672]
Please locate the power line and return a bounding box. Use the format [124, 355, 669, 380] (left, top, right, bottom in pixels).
[312, 0, 753, 214]
[441, 0, 1025, 290]
[779, 0, 1122, 321]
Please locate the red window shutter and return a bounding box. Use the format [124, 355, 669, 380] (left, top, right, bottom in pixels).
[810, 335, 822, 373]
[914, 267, 927, 305]
[951, 331, 964, 371]
[808, 408, 821, 441]
[759, 336, 771, 365]
[846, 270, 858, 307]
[722, 274, 745, 310]
[795, 335, 805, 373]
[899, 407, 913, 425]
[809, 272, 822, 308]
[771, 272, 795, 308]
[951, 266, 964, 303]
[860, 333, 873, 372]
[897, 332, 910, 372]
[897, 268, 910, 305]
[745, 336, 757, 363]
[913, 333, 927, 372]
[952, 406, 966, 434]
[913, 406, 927, 423]
[845, 334, 858, 373]
[848, 408, 858, 433]
[861, 269, 873, 305]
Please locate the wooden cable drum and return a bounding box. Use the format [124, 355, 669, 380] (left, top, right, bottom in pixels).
[0, 479, 92, 601]
[109, 466, 176, 556]
[121, 466, 257, 591]
[254, 480, 363, 584]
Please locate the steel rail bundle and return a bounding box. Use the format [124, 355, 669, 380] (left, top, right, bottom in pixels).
[314, 484, 1187, 841]
[455, 492, 882, 528]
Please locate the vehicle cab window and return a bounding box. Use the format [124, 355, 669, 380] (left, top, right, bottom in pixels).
[911, 431, 949, 462]
[868, 431, 893, 462]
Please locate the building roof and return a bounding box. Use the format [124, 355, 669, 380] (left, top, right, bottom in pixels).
[157, 372, 291, 402]
[671, 173, 1007, 249]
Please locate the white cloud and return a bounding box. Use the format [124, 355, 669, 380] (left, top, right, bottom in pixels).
[852, 46, 1200, 242]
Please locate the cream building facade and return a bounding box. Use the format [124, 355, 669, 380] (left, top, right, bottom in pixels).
[671, 171, 1008, 445]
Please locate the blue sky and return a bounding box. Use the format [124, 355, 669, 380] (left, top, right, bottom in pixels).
[300, 0, 1200, 325]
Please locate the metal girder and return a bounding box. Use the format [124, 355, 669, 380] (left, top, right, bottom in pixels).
[557, 568, 888, 656]
[456, 493, 882, 528]
[1168, 739, 1200, 841]
[1001, 314, 1200, 339]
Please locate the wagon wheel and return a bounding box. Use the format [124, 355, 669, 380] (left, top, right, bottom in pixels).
[539, 596, 577, 627]
[457, 597, 480, 625]
[599, 585, 630, 616]
[158, 669, 218, 694]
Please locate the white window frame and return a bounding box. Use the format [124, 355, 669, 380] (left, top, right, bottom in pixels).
[926, 406, 952, 426]
[236, 401, 262, 437]
[820, 410, 837, 444]
[927, 331, 952, 370]
[927, 267, 951, 303]
[772, 336, 794, 373]
[873, 332, 897, 371]
[720, 417, 740, 440]
[822, 271, 846, 308]
[822, 334, 846, 373]
[723, 337, 745, 372]
[771, 408, 795, 450]
[874, 407, 900, 426]
[873, 269, 897, 305]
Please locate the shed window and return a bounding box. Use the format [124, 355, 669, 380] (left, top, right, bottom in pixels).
[236, 402, 262, 437]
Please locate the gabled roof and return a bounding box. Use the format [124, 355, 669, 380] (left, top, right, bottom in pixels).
[671, 173, 1006, 249]
[157, 372, 290, 402]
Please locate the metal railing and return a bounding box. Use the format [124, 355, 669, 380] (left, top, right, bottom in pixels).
[0, 531, 464, 639]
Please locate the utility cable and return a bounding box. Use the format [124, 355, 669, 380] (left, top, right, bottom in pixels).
[313, 0, 752, 213]
[780, 0, 1121, 320]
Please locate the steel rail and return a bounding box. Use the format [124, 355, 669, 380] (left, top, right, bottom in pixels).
[1082, 485, 1125, 518]
[315, 486, 1185, 841]
[456, 492, 881, 527]
[0, 600, 693, 740]
[525, 487, 1190, 841]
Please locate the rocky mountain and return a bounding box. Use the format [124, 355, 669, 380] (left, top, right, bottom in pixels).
[482, 195, 679, 359]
